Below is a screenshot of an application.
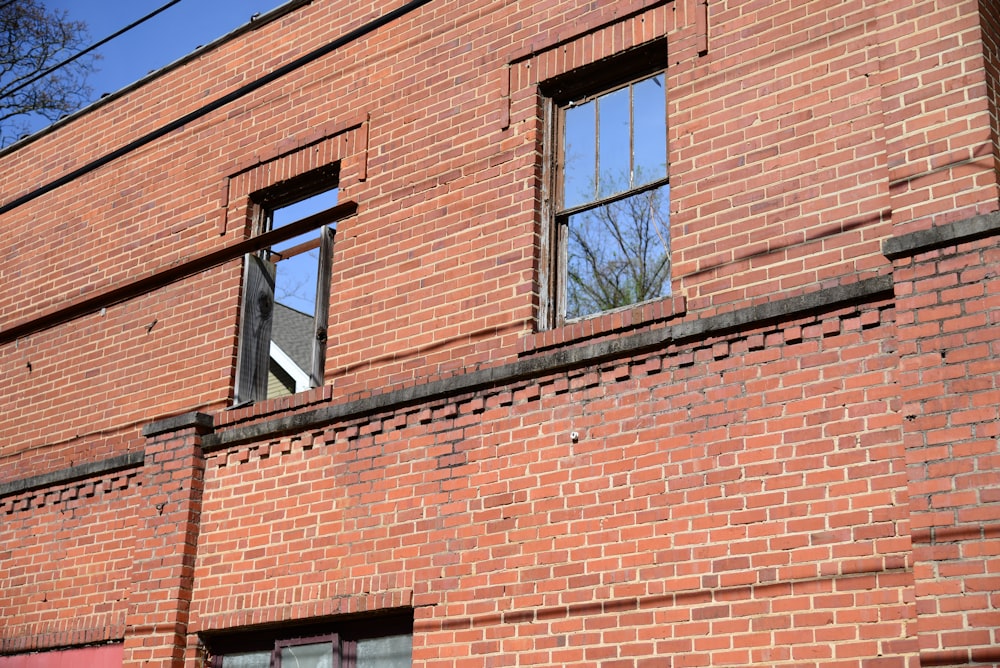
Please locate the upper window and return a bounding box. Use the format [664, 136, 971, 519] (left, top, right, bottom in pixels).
[235, 167, 343, 405]
[546, 49, 670, 325]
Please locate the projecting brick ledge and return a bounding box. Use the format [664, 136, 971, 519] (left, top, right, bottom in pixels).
[883, 211, 1000, 260]
[202, 275, 893, 451]
[141, 411, 214, 438]
[0, 275, 895, 494]
[0, 452, 143, 499]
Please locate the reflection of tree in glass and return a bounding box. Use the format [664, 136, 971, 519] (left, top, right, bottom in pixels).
[0, 1, 98, 146]
[268, 187, 339, 316]
[566, 177, 670, 319]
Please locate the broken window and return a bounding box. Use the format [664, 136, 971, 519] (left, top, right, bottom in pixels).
[545, 45, 670, 325]
[234, 168, 343, 405]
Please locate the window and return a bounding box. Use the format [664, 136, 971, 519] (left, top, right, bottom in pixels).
[208, 617, 412, 668]
[218, 635, 339, 668]
[235, 167, 344, 405]
[544, 44, 670, 325]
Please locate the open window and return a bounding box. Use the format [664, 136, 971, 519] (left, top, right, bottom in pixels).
[543, 40, 670, 326]
[235, 166, 343, 405]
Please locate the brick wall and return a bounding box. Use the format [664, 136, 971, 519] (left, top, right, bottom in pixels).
[879, 0, 1000, 235]
[888, 219, 1000, 666]
[1, 0, 996, 461]
[1, 0, 998, 666]
[0, 470, 139, 653]
[0, 274, 235, 483]
[672, 0, 893, 311]
[194, 295, 915, 667]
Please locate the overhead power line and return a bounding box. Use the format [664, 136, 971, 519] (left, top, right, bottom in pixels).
[4, 0, 185, 100]
[0, 0, 434, 222]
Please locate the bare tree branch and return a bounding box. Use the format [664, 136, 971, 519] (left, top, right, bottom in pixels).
[0, 0, 96, 145]
[566, 181, 671, 319]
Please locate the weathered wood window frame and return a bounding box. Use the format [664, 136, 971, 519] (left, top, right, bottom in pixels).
[234, 165, 348, 405]
[206, 614, 412, 668]
[539, 38, 670, 328]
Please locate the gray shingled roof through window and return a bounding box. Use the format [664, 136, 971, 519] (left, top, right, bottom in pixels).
[271, 302, 314, 373]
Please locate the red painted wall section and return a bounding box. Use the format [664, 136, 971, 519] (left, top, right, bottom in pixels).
[0, 644, 123, 668]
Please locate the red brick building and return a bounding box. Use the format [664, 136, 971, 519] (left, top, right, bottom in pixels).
[2, 0, 999, 666]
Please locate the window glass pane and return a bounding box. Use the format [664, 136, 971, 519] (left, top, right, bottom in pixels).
[562, 100, 595, 209]
[271, 234, 320, 316]
[271, 188, 340, 229]
[357, 634, 412, 668]
[596, 85, 630, 198]
[565, 183, 671, 319]
[632, 74, 667, 185]
[280, 642, 334, 668]
[222, 652, 271, 668]
[270, 188, 339, 316]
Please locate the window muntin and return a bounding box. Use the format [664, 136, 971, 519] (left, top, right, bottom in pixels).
[554, 71, 670, 323]
[234, 175, 340, 405]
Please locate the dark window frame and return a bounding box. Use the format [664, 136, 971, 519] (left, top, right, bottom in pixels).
[233, 164, 344, 405]
[205, 613, 412, 668]
[209, 633, 340, 668]
[539, 38, 670, 328]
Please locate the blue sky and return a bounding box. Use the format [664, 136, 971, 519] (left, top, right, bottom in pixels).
[27, 0, 287, 133]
